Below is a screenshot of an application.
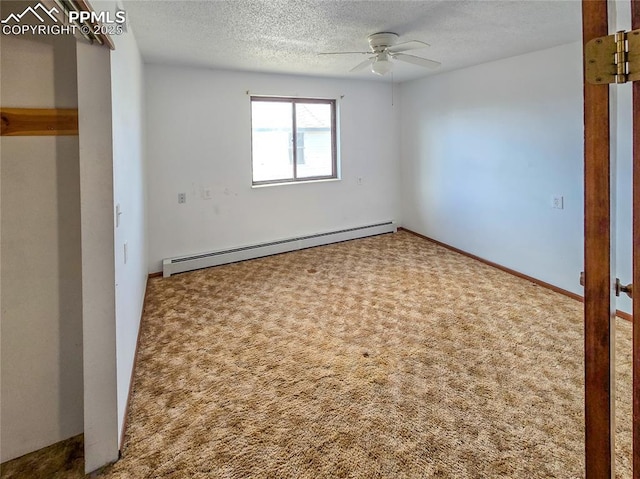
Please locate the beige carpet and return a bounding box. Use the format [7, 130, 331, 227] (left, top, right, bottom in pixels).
[1, 231, 633, 478]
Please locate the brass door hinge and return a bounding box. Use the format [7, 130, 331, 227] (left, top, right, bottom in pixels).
[585, 29, 640, 84]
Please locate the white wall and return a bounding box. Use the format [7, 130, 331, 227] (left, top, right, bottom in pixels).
[399, 42, 585, 296]
[109, 15, 147, 446]
[0, 31, 83, 462]
[145, 66, 400, 272]
[613, 0, 633, 314]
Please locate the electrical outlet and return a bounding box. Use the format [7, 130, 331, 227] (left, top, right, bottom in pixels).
[552, 195, 564, 209]
[178, 193, 186, 204]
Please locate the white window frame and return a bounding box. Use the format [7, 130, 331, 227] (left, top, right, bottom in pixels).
[250, 96, 338, 186]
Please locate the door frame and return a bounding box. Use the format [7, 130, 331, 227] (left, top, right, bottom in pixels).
[583, 1, 640, 477]
[582, 1, 616, 476]
[633, 1, 640, 476]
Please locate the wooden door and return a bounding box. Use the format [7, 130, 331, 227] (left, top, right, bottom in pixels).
[583, 1, 615, 476]
[583, 1, 639, 477]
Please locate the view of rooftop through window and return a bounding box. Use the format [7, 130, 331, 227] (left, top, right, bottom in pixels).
[251, 97, 336, 184]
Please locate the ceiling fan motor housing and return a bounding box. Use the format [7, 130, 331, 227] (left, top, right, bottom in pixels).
[368, 32, 399, 53]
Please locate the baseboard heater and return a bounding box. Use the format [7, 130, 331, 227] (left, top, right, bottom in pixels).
[162, 221, 396, 278]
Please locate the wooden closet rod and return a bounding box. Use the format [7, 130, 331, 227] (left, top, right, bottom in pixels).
[1, 108, 79, 136]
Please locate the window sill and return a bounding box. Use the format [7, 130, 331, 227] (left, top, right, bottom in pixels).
[251, 178, 341, 189]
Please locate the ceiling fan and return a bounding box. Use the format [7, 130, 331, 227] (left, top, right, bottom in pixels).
[318, 32, 441, 76]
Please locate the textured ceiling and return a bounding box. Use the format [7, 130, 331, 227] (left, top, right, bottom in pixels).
[122, 0, 582, 83]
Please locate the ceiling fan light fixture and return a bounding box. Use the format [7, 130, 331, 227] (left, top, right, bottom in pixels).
[371, 54, 392, 75]
[318, 32, 440, 76]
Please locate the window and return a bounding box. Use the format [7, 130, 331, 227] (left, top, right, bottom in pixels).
[251, 96, 337, 185]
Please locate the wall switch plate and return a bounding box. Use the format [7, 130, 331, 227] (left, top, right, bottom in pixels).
[552, 195, 564, 209]
[178, 193, 186, 204]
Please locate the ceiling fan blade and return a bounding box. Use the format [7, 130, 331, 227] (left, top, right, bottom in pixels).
[350, 57, 376, 72]
[387, 40, 430, 53]
[318, 51, 371, 56]
[392, 53, 441, 69]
